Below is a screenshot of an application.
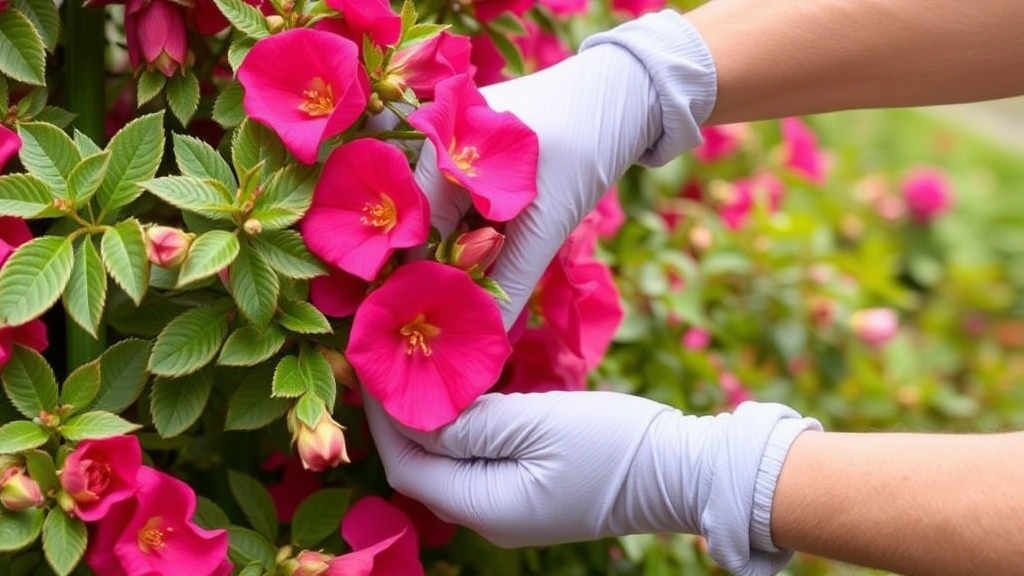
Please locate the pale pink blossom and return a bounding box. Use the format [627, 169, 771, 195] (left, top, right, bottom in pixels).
[850, 307, 899, 348]
[289, 408, 350, 472]
[145, 226, 191, 268]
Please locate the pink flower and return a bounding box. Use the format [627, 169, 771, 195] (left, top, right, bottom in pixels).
[537, 0, 588, 15]
[262, 453, 323, 523]
[0, 470, 44, 510]
[390, 493, 457, 549]
[407, 74, 539, 222]
[0, 217, 47, 370]
[780, 117, 826, 185]
[716, 173, 785, 230]
[85, 467, 230, 576]
[310, 266, 370, 318]
[611, 0, 666, 17]
[719, 372, 753, 409]
[449, 226, 504, 274]
[469, 0, 532, 22]
[125, 0, 188, 77]
[324, 0, 401, 48]
[469, 34, 506, 87]
[386, 32, 475, 101]
[693, 123, 748, 163]
[850, 307, 899, 348]
[593, 187, 626, 239]
[238, 28, 370, 164]
[301, 138, 429, 281]
[347, 261, 512, 431]
[330, 496, 423, 576]
[145, 226, 192, 268]
[681, 327, 710, 351]
[288, 407, 350, 472]
[516, 21, 572, 73]
[0, 124, 22, 170]
[901, 167, 952, 224]
[498, 326, 588, 393]
[59, 435, 142, 522]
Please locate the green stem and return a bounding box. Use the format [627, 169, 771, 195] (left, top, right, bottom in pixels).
[64, 1, 107, 370]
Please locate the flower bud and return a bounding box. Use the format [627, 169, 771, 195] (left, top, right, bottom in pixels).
[243, 218, 263, 235]
[902, 167, 952, 225]
[146, 226, 192, 268]
[286, 550, 333, 576]
[450, 227, 504, 275]
[124, 0, 188, 77]
[0, 470, 44, 511]
[850, 307, 899, 348]
[289, 409, 349, 472]
[680, 327, 710, 351]
[318, 347, 358, 389]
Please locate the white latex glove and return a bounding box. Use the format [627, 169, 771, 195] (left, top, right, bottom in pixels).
[414, 10, 717, 328]
[365, 391, 821, 576]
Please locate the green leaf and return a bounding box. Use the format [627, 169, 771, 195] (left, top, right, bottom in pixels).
[14, 85, 45, 119]
[62, 239, 107, 338]
[12, 0, 59, 51]
[227, 526, 275, 571]
[22, 449, 57, 493]
[59, 411, 140, 441]
[59, 358, 101, 416]
[212, 80, 245, 128]
[0, 508, 44, 552]
[73, 129, 101, 156]
[32, 106, 76, 128]
[166, 70, 200, 126]
[17, 122, 79, 199]
[149, 304, 231, 377]
[302, 345, 336, 409]
[224, 364, 290, 431]
[42, 508, 86, 576]
[232, 119, 287, 180]
[277, 299, 331, 335]
[485, 25, 524, 77]
[100, 218, 150, 305]
[238, 562, 264, 576]
[0, 9, 45, 85]
[293, 392, 324, 428]
[0, 236, 73, 326]
[251, 230, 325, 280]
[150, 369, 214, 438]
[136, 68, 166, 106]
[0, 173, 63, 218]
[229, 242, 279, 327]
[219, 324, 286, 367]
[271, 355, 304, 398]
[173, 133, 236, 189]
[194, 496, 230, 530]
[402, 22, 448, 45]
[228, 470, 278, 542]
[249, 164, 317, 230]
[177, 230, 239, 287]
[66, 150, 111, 204]
[226, 36, 255, 72]
[97, 111, 165, 213]
[0, 420, 49, 453]
[0, 345, 58, 419]
[290, 488, 352, 548]
[143, 176, 235, 220]
[90, 339, 151, 414]
[214, 0, 270, 39]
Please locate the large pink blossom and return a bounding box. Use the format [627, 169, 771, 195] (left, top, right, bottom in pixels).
[498, 326, 589, 393]
[301, 139, 428, 281]
[387, 32, 475, 100]
[124, 0, 188, 77]
[901, 167, 952, 224]
[86, 467, 230, 576]
[0, 217, 47, 370]
[328, 496, 424, 575]
[407, 74, 538, 222]
[310, 266, 370, 318]
[238, 28, 370, 164]
[323, 0, 401, 48]
[59, 435, 141, 522]
[611, 0, 666, 17]
[469, 0, 532, 22]
[347, 261, 511, 431]
[781, 117, 826, 185]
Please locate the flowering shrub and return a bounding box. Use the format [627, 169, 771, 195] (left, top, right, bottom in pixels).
[0, 1, 1022, 575]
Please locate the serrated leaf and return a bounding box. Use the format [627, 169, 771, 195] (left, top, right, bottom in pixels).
[166, 71, 200, 126]
[32, 106, 77, 128]
[66, 150, 110, 204]
[42, 508, 86, 576]
[100, 218, 149, 305]
[399, 0, 416, 34]
[0, 9, 46, 85]
[238, 563, 264, 576]
[227, 526, 275, 571]
[0, 345, 58, 419]
[136, 69, 166, 106]
[229, 243, 279, 327]
[62, 239, 107, 337]
[143, 176, 236, 220]
[0, 173, 63, 218]
[151, 369, 213, 438]
[293, 392, 323, 428]
[73, 129, 101, 156]
[22, 449, 57, 493]
[0, 236, 73, 327]
[277, 299, 331, 334]
[177, 230, 240, 286]
[271, 355, 303, 398]
[173, 133, 236, 189]
[487, 12, 527, 36]
[250, 164, 317, 230]
[0, 508, 44, 552]
[485, 26, 524, 77]
[214, 0, 270, 39]
[97, 112, 164, 213]
[212, 80, 245, 128]
[402, 22, 447, 45]
[251, 230, 325, 280]
[59, 357, 100, 416]
[232, 119, 287, 180]
[0, 420, 49, 453]
[14, 86, 45, 121]
[59, 411, 140, 441]
[90, 339, 151, 414]
[12, 0, 59, 51]
[228, 470, 278, 542]
[219, 324, 286, 366]
[17, 122, 79, 199]
[149, 304, 230, 377]
[224, 364, 290, 430]
[302, 345, 335, 409]
[227, 36, 255, 72]
[291, 488, 352, 548]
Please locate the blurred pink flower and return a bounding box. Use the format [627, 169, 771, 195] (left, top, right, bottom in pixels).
[537, 0, 588, 15]
[238, 28, 369, 164]
[850, 307, 899, 348]
[693, 123, 748, 163]
[387, 32, 475, 100]
[901, 167, 952, 224]
[469, 0, 532, 22]
[301, 139, 429, 281]
[516, 20, 572, 73]
[324, 0, 401, 48]
[409, 74, 538, 222]
[780, 117, 826, 185]
[124, 0, 188, 77]
[875, 194, 906, 222]
[469, 34, 506, 87]
[611, 0, 666, 17]
[717, 173, 785, 230]
[60, 435, 142, 522]
[326, 496, 424, 575]
[0, 217, 47, 370]
[309, 266, 370, 318]
[390, 492, 458, 549]
[719, 372, 753, 409]
[681, 327, 711, 351]
[347, 261, 511, 431]
[593, 187, 626, 239]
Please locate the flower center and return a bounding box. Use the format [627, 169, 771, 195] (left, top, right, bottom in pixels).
[82, 460, 111, 500]
[299, 77, 335, 117]
[400, 313, 441, 356]
[360, 193, 397, 232]
[448, 141, 480, 177]
[137, 516, 173, 554]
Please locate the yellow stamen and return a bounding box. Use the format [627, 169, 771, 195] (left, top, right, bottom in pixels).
[400, 313, 441, 356]
[448, 140, 480, 177]
[298, 77, 335, 117]
[360, 193, 397, 232]
[137, 517, 172, 554]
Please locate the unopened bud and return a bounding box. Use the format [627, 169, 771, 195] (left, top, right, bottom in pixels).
[374, 74, 406, 102]
[243, 218, 263, 235]
[286, 550, 333, 576]
[367, 92, 385, 115]
[0, 470, 44, 511]
[450, 227, 504, 275]
[265, 15, 286, 32]
[0, 455, 22, 483]
[146, 226, 192, 268]
[318, 347, 358, 389]
[289, 408, 349, 472]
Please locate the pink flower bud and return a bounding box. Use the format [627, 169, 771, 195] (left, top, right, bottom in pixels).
[0, 455, 21, 483]
[450, 226, 504, 274]
[287, 550, 333, 576]
[125, 0, 189, 77]
[901, 167, 952, 225]
[681, 327, 710, 351]
[0, 470, 44, 511]
[850, 307, 899, 348]
[289, 409, 350, 472]
[146, 226, 192, 267]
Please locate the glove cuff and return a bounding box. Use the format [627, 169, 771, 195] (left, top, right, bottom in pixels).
[579, 10, 717, 167]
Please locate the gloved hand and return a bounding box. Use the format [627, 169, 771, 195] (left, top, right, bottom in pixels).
[365, 391, 821, 576]
[413, 10, 717, 328]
